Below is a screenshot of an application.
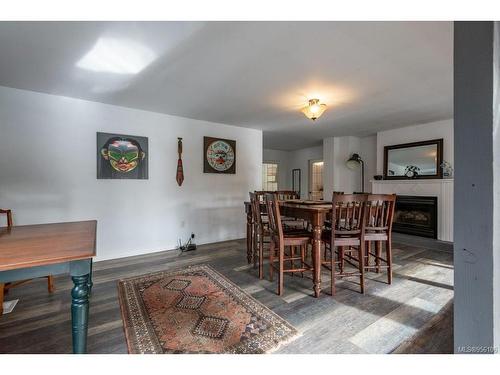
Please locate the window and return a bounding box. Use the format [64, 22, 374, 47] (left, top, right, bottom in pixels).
[262, 163, 278, 191]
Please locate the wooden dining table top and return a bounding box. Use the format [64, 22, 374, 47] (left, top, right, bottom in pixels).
[280, 200, 331, 210]
[245, 199, 332, 211]
[0, 220, 96, 272]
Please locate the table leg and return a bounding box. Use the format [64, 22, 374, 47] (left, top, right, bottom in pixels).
[246, 211, 253, 264]
[87, 259, 93, 295]
[0, 283, 4, 315]
[71, 274, 90, 354]
[312, 225, 322, 297]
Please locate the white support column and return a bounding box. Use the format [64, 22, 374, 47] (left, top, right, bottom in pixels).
[323, 137, 335, 200]
[323, 136, 368, 198]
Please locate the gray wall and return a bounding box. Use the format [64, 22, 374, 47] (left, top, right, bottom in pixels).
[454, 21, 500, 352]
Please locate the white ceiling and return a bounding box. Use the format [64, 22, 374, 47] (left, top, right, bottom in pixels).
[0, 21, 453, 150]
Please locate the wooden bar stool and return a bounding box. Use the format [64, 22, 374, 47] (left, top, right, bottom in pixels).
[275, 190, 299, 200]
[1, 209, 55, 315]
[264, 193, 313, 296]
[249, 192, 270, 279]
[364, 194, 396, 284]
[250, 192, 313, 280]
[321, 194, 368, 295]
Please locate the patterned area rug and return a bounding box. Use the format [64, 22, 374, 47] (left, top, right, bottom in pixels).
[117, 264, 299, 353]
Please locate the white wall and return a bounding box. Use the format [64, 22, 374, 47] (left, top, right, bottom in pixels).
[376, 119, 454, 175]
[262, 145, 323, 199]
[0, 86, 262, 261]
[262, 148, 290, 190]
[288, 145, 323, 199]
[323, 135, 377, 198]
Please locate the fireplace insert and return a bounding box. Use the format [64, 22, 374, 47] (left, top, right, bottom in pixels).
[393, 195, 438, 239]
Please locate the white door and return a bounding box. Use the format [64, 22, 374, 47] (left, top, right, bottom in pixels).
[309, 160, 324, 200]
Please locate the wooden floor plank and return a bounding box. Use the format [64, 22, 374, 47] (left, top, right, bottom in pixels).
[0, 238, 453, 354]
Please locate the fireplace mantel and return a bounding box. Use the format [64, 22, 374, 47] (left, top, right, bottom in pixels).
[371, 179, 453, 242]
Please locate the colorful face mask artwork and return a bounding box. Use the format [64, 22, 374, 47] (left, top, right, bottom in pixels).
[97, 133, 148, 179]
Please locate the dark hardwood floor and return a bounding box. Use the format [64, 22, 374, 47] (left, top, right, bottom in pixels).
[0, 238, 453, 354]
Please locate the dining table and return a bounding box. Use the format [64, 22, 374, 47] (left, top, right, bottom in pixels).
[0, 220, 96, 353]
[244, 199, 331, 297]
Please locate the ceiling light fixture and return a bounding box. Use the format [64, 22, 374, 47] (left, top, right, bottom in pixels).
[301, 98, 327, 121]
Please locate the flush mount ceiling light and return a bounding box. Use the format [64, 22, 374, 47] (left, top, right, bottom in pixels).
[301, 98, 327, 121]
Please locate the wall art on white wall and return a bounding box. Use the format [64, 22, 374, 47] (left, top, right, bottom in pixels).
[203, 136, 236, 174]
[97, 132, 149, 179]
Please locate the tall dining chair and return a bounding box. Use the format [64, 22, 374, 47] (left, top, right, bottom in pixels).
[364, 194, 396, 284]
[265, 193, 313, 296]
[276, 191, 300, 200]
[249, 192, 270, 278]
[0, 209, 55, 314]
[277, 190, 309, 230]
[321, 194, 368, 295]
[250, 192, 312, 280]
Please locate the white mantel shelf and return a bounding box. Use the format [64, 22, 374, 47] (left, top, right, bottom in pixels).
[370, 179, 453, 184]
[371, 178, 454, 242]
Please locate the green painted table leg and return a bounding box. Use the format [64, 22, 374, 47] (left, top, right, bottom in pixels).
[87, 259, 93, 295]
[71, 273, 90, 354]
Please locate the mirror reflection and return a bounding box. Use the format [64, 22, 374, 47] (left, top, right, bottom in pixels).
[387, 144, 438, 177]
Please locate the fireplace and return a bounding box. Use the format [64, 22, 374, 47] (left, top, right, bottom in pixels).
[393, 195, 438, 239]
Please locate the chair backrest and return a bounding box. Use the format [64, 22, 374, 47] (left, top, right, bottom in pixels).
[249, 192, 265, 234]
[365, 194, 396, 233]
[331, 193, 368, 236]
[264, 193, 284, 247]
[0, 209, 13, 228]
[276, 190, 299, 200]
[254, 190, 270, 203]
[353, 192, 369, 194]
[333, 191, 344, 195]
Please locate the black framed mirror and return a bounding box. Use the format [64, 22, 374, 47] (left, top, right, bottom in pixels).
[292, 168, 301, 196]
[383, 139, 443, 180]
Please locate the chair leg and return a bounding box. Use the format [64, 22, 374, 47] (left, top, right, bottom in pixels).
[47, 276, 55, 293]
[331, 247, 336, 296]
[0, 283, 4, 315]
[375, 241, 382, 273]
[253, 230, 258, 270]
[278, 246, 284, 296]
[290, 246, 295, 277]
[300, 245, 305, 278]
[258, 234, 264, 279]
[359, 242, 365, 294]
[269, 241, 275, 282]
[339, 246, 345, 274]
[366, 241, 371, 269]
[387, 238, 393, 284]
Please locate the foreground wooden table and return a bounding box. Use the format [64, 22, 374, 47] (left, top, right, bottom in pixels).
[244, 200, 330, 297]
[0, 220, 96, 353]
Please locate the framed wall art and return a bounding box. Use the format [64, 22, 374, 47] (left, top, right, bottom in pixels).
[203, 136, 236, 174]
[97, 132, 148, 179]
